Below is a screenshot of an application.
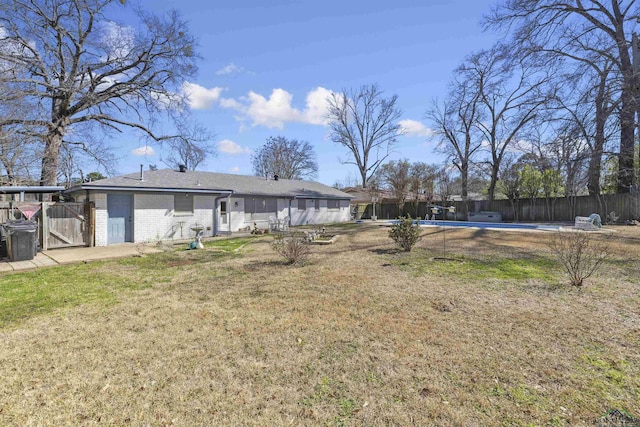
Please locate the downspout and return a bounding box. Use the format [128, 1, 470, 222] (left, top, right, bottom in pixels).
[227, 193, 232, 235]
[288, 198, 294, 227]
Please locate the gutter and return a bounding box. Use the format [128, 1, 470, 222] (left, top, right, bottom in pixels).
[0, 186, 65, 202]
[72, 185, 233, 195]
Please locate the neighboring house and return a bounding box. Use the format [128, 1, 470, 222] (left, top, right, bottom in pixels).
[65, 168, 353, 246]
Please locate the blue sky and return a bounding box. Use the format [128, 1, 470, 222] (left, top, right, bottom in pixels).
[121, 0, 500, 186]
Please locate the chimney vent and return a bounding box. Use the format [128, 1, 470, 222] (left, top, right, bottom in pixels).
[178, 164, 187, 173]
[139, 164, 144, 181]
[273, 174, 279, 181]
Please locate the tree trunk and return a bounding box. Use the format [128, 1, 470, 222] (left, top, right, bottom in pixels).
[618, 80, 635, 193]
[487, 165, 499, 201]
[40, 126, 66, 186]
[530, 198, 536, 221]
[460, 161, 469, 218]
[360, 169, 367, 189]
[509, 198, 519, 222]
[588, 76, 608, 195]
[617, 34, 636, 193]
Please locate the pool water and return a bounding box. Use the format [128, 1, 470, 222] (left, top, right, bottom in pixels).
[384, 219, 561, 231]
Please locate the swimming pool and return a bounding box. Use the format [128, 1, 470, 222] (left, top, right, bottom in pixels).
[380, 219, 562, 231]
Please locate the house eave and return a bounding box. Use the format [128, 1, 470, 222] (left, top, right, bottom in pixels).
[0, 186, 65, 194]
[66, 185, 234, 195]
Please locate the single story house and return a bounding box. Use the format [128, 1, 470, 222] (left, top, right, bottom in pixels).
[65, 167, 353, 246]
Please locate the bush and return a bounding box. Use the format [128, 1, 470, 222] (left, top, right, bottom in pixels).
[547, 230, 611, 287]
[271, 232, 310, 265]
[388, 216, 422, 252]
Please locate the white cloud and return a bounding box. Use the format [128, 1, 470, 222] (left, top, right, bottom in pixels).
[131, 145, 155, 156]
[230, 166, 240, 173]
[219, 97, 243, 110]
[399, 119, 434, 137]
[182, 82, 224, 110]
[245, 89, 301, 128]
[302, 87, 332, 125]
[221, 87, 333, 129]
[216, 63, 245, 76]
[218, 139, 251, 155]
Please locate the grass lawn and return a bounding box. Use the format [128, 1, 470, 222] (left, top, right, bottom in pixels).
[0, 224, 638, 426]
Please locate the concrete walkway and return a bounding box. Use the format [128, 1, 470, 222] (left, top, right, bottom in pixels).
[0, 243, 164, 273]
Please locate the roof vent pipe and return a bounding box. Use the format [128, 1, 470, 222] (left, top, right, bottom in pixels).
[178, 164, 187, 173]
[139, 164, 144, 181]
[274, 174, 279, 181]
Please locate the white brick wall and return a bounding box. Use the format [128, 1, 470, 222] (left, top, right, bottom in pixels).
[291, 199, 350, 226]
[133, 193, 215, 243]
[228, 197, 246, 232]
[291, 199, 351, 225]
[83, 190, 350, 245]
[91, 192, 108, 247]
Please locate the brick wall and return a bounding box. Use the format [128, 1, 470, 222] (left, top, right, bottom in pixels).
[134, 193, 214, 243]
[91, 192, 108, 246]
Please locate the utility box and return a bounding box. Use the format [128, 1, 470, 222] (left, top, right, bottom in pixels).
[3, 220, 38, 262]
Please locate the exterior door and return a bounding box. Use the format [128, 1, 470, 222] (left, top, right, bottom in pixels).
[218, 200, 229, 233]
[107, 194, 132, 244]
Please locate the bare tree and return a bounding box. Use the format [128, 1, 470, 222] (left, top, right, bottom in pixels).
[427, 71, 483, 213]
[0, 0, 198, 185]
[465, 44, 552, 201]
[377, 159, 411, 213]
[162, 121, 216, 171]
[435, 167, 456, 208]
[57, 136, 115, 187]
[0, 128, 41, 185]
[486, 0, 640, 192]
[408, 162, 438, 217]
[251, 136, 318, 180]
[497, 155, 522, 221]
[0, 81, 42, 184]
[327, 84, 402, 188]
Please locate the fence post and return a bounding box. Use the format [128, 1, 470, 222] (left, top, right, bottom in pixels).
[41, 202, 49, 251]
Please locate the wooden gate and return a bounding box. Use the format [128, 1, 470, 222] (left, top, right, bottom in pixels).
[42, 202, 92, 249]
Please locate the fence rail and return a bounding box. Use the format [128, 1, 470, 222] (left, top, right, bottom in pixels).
[0, 201, 93, 249]
[355, 193, 640, 222]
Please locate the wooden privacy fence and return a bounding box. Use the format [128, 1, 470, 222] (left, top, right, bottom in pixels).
[356, 193, 640, 222]
[0, 202, 94, 249]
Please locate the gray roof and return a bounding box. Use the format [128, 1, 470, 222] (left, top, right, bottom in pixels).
[69, 169, 352, 199]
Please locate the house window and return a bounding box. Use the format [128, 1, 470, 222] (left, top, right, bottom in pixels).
[298, 199, 306, 210]
[175, 194, 194, 216]
[327, 199, 339, 210]
[314, 199, 320, 210]
[245, 197, 277, 214]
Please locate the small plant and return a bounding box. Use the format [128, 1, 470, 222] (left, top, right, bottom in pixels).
[388, 216, 422, 252]
[547, 230, 611, 287]
[271, 232, 310, 265]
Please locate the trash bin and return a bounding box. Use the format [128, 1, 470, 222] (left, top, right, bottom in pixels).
[3, 220, 38, 262]
[0, 226, 6, 259]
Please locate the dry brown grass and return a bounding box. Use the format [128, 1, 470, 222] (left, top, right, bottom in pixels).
[0, 223, 639, 426]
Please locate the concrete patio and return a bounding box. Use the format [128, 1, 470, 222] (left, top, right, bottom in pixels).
[0, 243, 164, 273]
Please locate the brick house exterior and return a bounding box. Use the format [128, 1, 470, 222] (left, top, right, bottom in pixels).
[66, 168, 352, 246]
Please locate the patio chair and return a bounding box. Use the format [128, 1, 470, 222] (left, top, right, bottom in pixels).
[281, 216, 290, 231]
[268, 216, 279, 232]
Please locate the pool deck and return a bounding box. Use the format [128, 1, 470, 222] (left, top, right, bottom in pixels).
[375, 219, 615, 234]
